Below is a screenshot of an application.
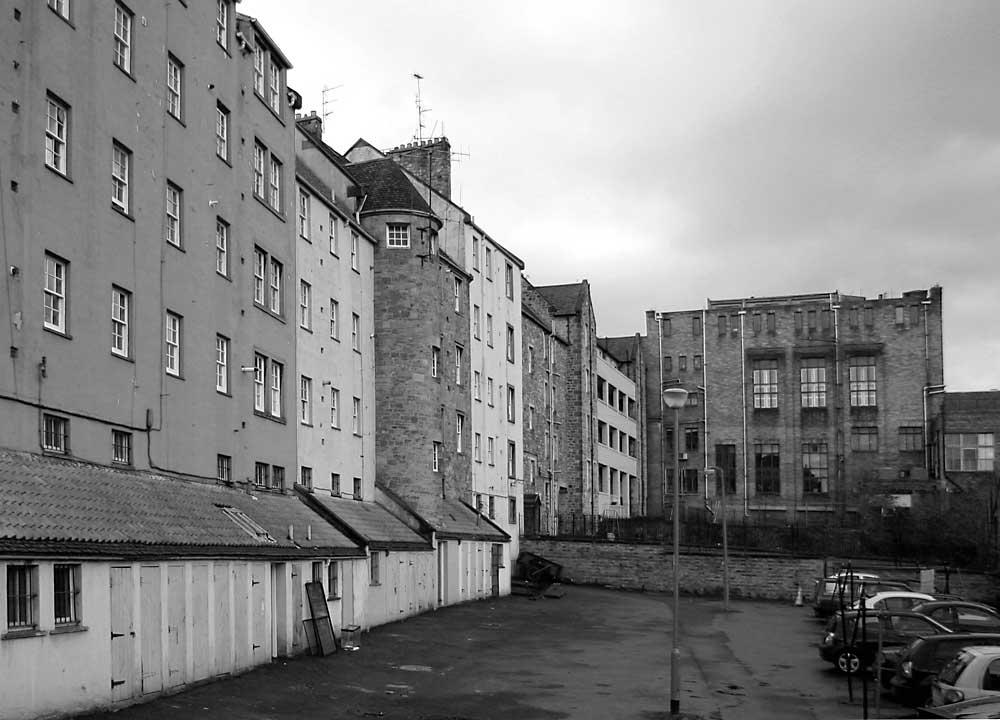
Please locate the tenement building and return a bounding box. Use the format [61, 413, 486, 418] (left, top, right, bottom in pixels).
[344, 138, 511, 604]
[642, 288, 944, 523]
[521, 279, 570, 535]
[0, 5, 374, 717]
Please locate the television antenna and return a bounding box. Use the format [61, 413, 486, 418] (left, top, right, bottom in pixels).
[321, 84, 343, 132]
[413, 73, 431, 143]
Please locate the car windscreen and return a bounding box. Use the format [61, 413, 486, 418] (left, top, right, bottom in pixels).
[939, 652, 974, 685]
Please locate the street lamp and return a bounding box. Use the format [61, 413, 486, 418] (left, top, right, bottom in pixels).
[662, 385, 688, 717]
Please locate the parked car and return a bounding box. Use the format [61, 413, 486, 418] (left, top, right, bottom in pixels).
[852, 590, 936, 612]
[885, 633, 1000, 706]
[820, 610, 951, 674]
[912, 602, 1000, 633]
[812, 571, 881, 617]
[919, 695, 1000, 718]
[930, 646, 1000, 707]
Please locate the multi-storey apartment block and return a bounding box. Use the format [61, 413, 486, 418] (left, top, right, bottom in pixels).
[344, 138, 510, 604]
[595, 337, 645, 518]
[642, 288, 944, 522]
[521, 280, 570, 535]
[0, 4, 375, 716]
[294, 115, 435, 629]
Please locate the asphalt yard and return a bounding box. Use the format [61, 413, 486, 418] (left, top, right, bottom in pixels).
[74, 585, 923, 720]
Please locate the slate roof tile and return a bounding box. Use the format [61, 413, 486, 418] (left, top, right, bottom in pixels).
[0, 451, 361, 556]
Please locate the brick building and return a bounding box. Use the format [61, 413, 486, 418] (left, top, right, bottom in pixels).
[642, 287, 945, 523]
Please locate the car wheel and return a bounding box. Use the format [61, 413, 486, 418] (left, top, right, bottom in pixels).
[836, 649, 862, 675]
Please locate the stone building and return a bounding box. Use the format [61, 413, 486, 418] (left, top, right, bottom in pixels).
[343, 140, 511, 604]
[642, 287, 945, 523]
[521, 279, 571, 535]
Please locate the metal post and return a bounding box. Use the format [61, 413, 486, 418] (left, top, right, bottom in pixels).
[671, 403, 681, 716]
[720, 468, 730, 612]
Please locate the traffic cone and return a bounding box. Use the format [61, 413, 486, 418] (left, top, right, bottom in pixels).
[794, 585, 803, 606]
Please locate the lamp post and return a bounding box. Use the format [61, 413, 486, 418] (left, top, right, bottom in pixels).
[662, 385, 688, 717]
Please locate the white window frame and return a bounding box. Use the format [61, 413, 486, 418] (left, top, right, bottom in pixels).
[298, 189, 310, 239]
[431, 346, 439, 378]
[48, 0, 71, 20]
[505, 262, 514, 299]
[43, 254, 67, 333]
[507, 385, 516, 423]
[455, 344, 463, 385]
[487, 377, 494, 406]
[432, 442, 441, 472]
[215, 0, 228, 49]
[7, 565, 38, 631]
[330, 299, 339, 339]
[111, 142, 130, 213]
[253, 354, 266, 412]
[299, 280, 311, 330]
[328, 213, 338, 255]
[268, 57, 281, 114]
[53, 563, 81, 626]
[165, 181, 182, 247]
[453, 277, 461, 312]
[486, 314, 494, 347]
[112, 429, 132, 465]
[253, 39, 265, 96]
[216, 335, 229, 393]
[215, 218, 229, 277]
[474, 371, 481, 400]
[300, 375, 312, 425]
[253, 142, 266, 198]
[253, 247, 266, 305]
[330, 388, 340, 429]
[215, 103, 229, 161]
[42, 414, 68, 453]
[456, 412, 465, 454]
[269, 359, 283, 419]
[351, 232, 359, 270]
[268, 155, 283, 212]
[166, 55, 183, 120]
[111, 286, 130, 358]
[473, 305, 481, 339]
[351, 313, 360, 351]
[488, 436, 495, 465]
[114, 3, 132, 73]
[474, 433, 482, 462]
[268, 257, 282, 314]
[386, 224, 410, 248]
[352, 397, 361, 435]
[45, 94, 68, 175]
[164, 311, 181, 376]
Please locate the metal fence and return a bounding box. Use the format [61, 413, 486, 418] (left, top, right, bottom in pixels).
[549, 508, 994, 570]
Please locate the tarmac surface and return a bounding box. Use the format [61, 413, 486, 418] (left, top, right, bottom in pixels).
[74, 585, 919, 720]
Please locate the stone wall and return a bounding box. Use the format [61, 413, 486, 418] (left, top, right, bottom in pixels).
[522, 538, 1000, 605]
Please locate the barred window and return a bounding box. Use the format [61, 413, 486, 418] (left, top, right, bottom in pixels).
[53, 564, 81, 625]
[754, 443, 780, 494]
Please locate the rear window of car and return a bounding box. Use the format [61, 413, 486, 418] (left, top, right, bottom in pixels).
[938, 652, 973, 685]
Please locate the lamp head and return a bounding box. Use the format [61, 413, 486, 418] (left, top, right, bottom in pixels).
[662, 387, 689, 409]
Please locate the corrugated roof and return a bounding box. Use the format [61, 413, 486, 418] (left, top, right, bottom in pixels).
[0, 451, 361, 557]
[302, 492, 430, 550]
[349, 159, 434, 215]
[535, 282, 587, 316]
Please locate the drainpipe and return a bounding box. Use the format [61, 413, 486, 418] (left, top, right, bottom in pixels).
[924, 384, 946, 475]
[657, 313, 665, 518]
[701, 307, 709, 507]
[830, 294, 841, 512]
[738, 309, 749, 516]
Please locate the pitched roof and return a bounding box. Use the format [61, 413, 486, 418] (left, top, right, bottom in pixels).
[298, 491, 430, 551]
[0, 451, 362, 558]
[534, 282, 588, 317]
[348, 159, 435, 215]
[600, 336, 638, 364]
[429, 498, 510, 542]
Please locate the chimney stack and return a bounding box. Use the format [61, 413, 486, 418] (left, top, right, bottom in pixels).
[296, 110, 323, 142]
[386, 137, 452, 200]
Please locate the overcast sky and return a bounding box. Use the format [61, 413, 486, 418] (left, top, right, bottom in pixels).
[242, 0, 1000, 392]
